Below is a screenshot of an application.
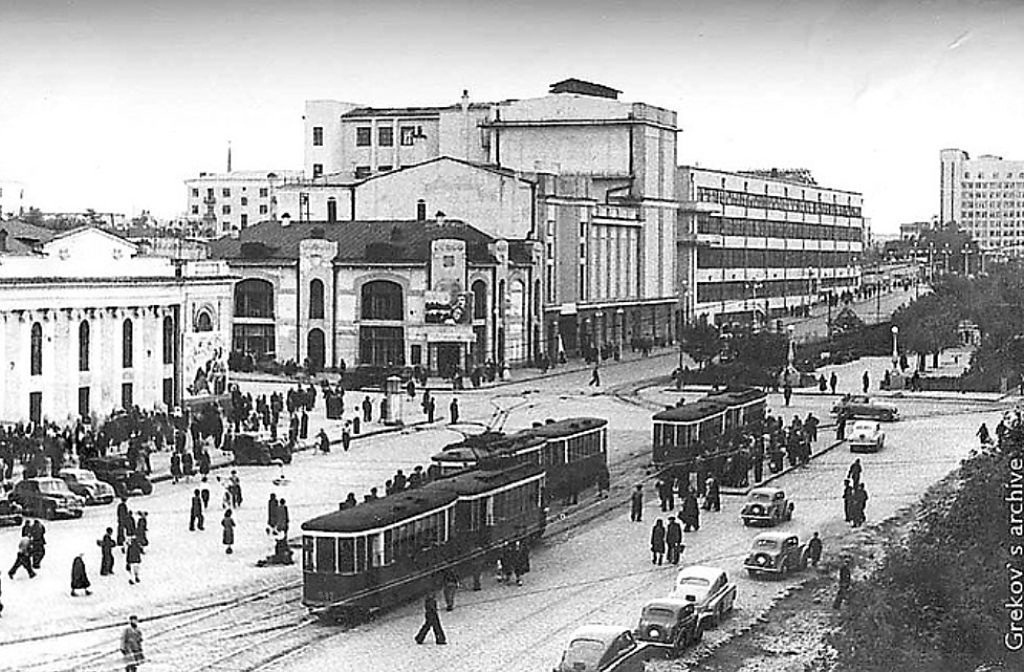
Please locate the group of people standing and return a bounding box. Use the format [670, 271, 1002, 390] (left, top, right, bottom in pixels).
[842, 459, 870, 527]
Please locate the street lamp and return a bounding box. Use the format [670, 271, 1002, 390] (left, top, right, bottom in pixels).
[891, 325, 899, 371]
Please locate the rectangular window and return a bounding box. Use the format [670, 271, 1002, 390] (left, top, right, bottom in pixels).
[378, 127, 394, 147]
[162, 378, 173, 408]
[312, 126, 323, 146]
[355, 166, 371, 179]
[259, 205, 268, 215]
[191, 188, 199, 197]
[121, 383, 133, 410]
[338, 538, 354, 573]
[29, 392, 42, 425]
[78, 387, 90, 418]
[240, 214, 248, 227]
[222, 188, 230, 197]
[400, 126, 415, 145]
[240, 197, 248, 206]
[207, 188, 214, 199]
[378, 165, 392, 172]
[316, 536, 337, 573]
[191, 205, 199, 215]
[259, 187, 269, 198]
[313, 164, 323, 178]
[222, 205, 231, 215]
[356, 127, 371, 146]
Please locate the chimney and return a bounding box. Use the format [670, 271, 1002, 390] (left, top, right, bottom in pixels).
[461, 89, 469, 113]
[227, 141, 232, 173]
[461, 90, 470, 160]
[434, 210, 446, 227]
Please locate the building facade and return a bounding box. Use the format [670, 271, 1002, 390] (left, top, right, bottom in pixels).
[209, 218, 538, 374]
[899, 220, 934, 241]
[0, 181, 24, 220]
[677, 166, 864, 328]
[940, 148, 1024, 252]
[184, 170, 302, 235]
[0, 222, 235, 425]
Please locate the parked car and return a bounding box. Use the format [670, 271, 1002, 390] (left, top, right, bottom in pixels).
[11, 477, 84, 519]
[553, 625, 646, 672]
[0, 492, 24, 526]
[740, 487, 794, 527]
[231, 433, 292, 466]
[831, 394, 899, 422]
[634, 597, 704, 654]
[59, 468, 117, 505]
[671, 565, 737, 626]
[848, 419, 886, 453]
[81, 456, 153, 497]
[743, 531, 808, 578]
[343, 365, 414, 391]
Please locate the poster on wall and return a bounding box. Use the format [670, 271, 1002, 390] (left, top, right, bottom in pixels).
[183, 332, 229, 397]
[426, 239, 472, 325]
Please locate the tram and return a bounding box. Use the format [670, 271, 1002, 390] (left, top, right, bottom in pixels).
[431, 417, 608, 500]
[652, 388, 767, 467]
[301, 461, 546, 620]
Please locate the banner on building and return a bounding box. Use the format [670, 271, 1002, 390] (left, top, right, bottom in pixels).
[427, 239, 471, 325]
[183, 332, 229, 398]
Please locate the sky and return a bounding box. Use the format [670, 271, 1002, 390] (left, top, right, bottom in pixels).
[1, 0, 1023, 233]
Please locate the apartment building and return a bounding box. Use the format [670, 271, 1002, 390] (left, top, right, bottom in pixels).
[184, 170, 302, 235]
[940, 148, 1024, 252]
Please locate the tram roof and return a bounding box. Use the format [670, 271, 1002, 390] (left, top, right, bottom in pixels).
[704, 387, 767, 405]
[653, 399, 729, 422]
[515, 416, 607, 439]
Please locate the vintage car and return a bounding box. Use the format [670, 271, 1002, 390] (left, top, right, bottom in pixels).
[343, 365, 414, 391]
[554, 625, 646, 672]
[11, 477, 85, 519]
[831, 394, 899, 422]
[671, 565, 737, 626]
[0, 492, 24, 526]
[743, 531, 808, 578]
[59, 468, 117, 505]
[634, 597, 704, 654]
[231, 433, 292, 466]
[81, 455, 154, 497]
[740, 487, 794, 526]
[847, 419, 886, 453]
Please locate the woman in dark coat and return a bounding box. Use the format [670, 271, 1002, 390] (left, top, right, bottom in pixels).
[222, 509, 236, 554]
[650, 519, 666, 565]
[170, 452, 182, 484]
[181, 451, 195, 480]
[681, 493, 700, 532]
[71, 553, 91, 596]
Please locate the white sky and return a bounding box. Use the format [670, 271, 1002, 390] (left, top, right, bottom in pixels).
[1, 0, 1023, 232]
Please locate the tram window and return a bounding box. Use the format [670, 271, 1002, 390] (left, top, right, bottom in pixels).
[383, 529, 394, 566]
[302, 537, 314, 571]
[316, 537, 337, 573]
[355, 536, 368, 573]
[338, 538, 354, 574]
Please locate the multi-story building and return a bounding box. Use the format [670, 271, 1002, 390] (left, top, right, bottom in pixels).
[940, 148, 1024, 252]
[899, 220, 934, 241]
[0, 221, 234, 424]
[677, 166, 864, 328]
[184, 170, 302, 235]
[290, 79, 679, 360]
[209, 217, 537, 375]
[0, 180, 24, 220]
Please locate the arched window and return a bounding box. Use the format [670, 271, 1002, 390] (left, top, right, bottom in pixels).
[309, 279, 325, 319]
[30, 322, 42, 376]
[79, 321, 90, 372]
[234, 279, 275, 318]
[122, 319, 133, 368]
[194, 311, 212, 333]
[163, 316, 174, 364]
[470, 280, 486, 320]
[360, 280, 403, 321]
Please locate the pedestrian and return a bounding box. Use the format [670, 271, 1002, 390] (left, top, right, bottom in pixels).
[182, 450, 194, 481]
[426, 397, 436, 423]
[189, 489, 205, 531]
[121, 615, 144, 672]
[379, 397, 388, 423]
[807, 532, 823, 567]
[832, 560, 852, 609]
[299, 409, 309, 440]
[414, 593, 447, 645]
[126, 536, 142, 585]
[9, 529, 35, 579]
[805, 413, 819, 443]
[267, 493, 279, 535]
[596, 464, 610, 498]
[442, 568, 460, 611]
[650, 519, 666, 565]
[842, 479, 854, 523]
[116, 497, 130, 546]
[198, 450, 211, 482]
[703, 476, 721, 512]
[862, 370, 870, 394]
[201, 486, 210, 509]
[680, 492, 700, 532]
[229, 470, 243, 508]
[341, 423, 352, 451]
[829, 372, 838, 395]
[783, 384, 792, 407]
[666, 516, 683, 565]
[847, 458, 862, 488]
[97, 527, 116, 575]
[362, 396, 372, 423]
[71, 553, 92, 596]
[818, 375, 827, 393]
[852, 483, 868, 527]
[449, 398, 459, 424]
[588, 366, 601, 387]
[977, 422, 991, 446]
[836, 412, 847, 441]
[276, 498, 290, 536]
[630, 484, 644, 522]
[513, 541, 530, 585]
[170, 451, 182, 484]
[135, 512, 148, 550]
[222, 509, 236, 554]
[29, 519, 46, 568]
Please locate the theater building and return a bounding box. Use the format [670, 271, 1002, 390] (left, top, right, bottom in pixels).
[0, 222, 235, 425]
[208, 217, 538, 374]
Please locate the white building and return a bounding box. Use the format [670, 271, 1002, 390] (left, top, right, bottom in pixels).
[184, 170, 302, 235]
[940, 148, 1024, 252]
[677, 166, 864, 328]
[0, 180, 25, 220]
[0, 221, 235, 425]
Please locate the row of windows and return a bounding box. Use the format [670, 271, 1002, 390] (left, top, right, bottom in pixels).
[696, 277, 856, 304]
[697, 187, 862, 218]
[962, 173, 1024, 180]
[191, 187, 270, 198]
[697, 217, 863, 241]
[564, 430, 605, 463]
[354, 126, 419, 147]
[697, 248, 858, 270]
[30, 318, 174, 376]
[192, 205, 267, 217]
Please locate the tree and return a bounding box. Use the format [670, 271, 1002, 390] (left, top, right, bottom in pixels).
[679, 320, 721, 369]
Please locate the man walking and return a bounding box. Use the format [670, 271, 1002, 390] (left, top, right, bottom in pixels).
[97, 527, 116, 575]
[116, 497, 130, 547]
[414, 592, 447, 645]
[449, 398, 460, 424]
[630, 484, 644, 522]
[806, 532, 823, 567]
[121, 615, 144, 672]
[680, 492, 700, 532]
[8, 530, 35, 579]
[829, 372, 838, 395]
[276, 498, 290, 536]
[666, 516, 683, 565]
[126, 537, 143, 585]
[847, 458, 862, 488]
[588, 365, 601, 387]
[832, 560, 852, 609]
[862, 370, 870, 394]
[189, 489, 205, 532]
[29, 519, 46, 569]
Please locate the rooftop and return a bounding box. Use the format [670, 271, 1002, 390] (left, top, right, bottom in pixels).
[341, 102, 493, 118]
[0, 219, 56, 255]
[549, 78, 622, 99]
